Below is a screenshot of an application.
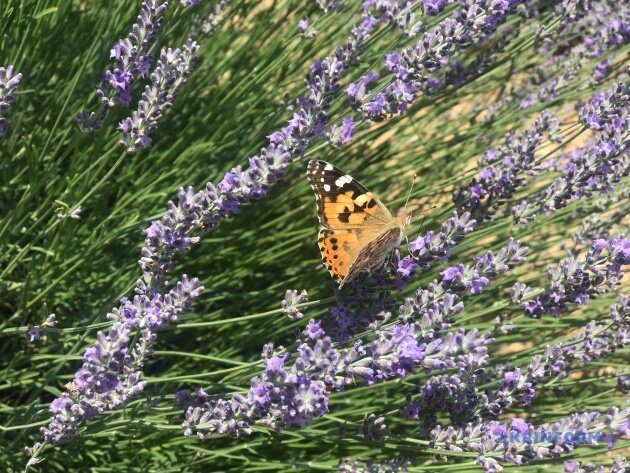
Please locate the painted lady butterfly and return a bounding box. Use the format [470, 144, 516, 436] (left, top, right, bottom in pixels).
[307, 160, 412, 288]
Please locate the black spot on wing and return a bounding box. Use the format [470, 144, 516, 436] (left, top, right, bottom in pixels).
[306, 160, 372, 199]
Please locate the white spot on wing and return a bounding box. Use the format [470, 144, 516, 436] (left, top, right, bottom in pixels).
[335, 175, 353, 187]
[324, 184, 331, 192]
[354, 194, 368, 206]
[324, 163, 334, 171]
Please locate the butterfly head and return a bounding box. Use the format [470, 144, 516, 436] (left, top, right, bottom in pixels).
[396, 211, 413, 236]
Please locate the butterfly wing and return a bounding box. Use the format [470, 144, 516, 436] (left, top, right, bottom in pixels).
[319, 226, 403, 287]
[343, 227, 401, 287]
[308, 160, 400, 287]
[307, 160, 394, 229]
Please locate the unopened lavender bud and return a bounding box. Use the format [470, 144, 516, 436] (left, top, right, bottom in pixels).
[0, 65, 23, 138]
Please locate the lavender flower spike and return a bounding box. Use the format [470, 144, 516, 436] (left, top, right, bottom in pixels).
[353, 0, 523, 121]
[431, 406, 630, 471]
[119, 39, 200, 153]
[182, 239, 526, 439]
[281, 289, 308, 320]
[512, 238, 628, 318]
[40, 274, 203, 444]
[77, 0, 168, 132]
[454, 111, 563, 221]
[0, 65, 23, 138]
[191, 0, 230, 38]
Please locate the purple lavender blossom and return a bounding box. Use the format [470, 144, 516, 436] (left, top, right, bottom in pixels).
[40, 275, 203, 444]
[513, 84, 629, 224]
[454, 111, 563, 221]
[119, 39, 199, 153]
[440, 264, 463, 282]
[180, 0, 200, 6]
[579, 82, 629, 133]
[298, 18, 317, 39]
[281, 289, 308, 320]
[353, 0, 524, 121]
[191, 0, 229, 37]
[77, 0, 168, 132]
[0, 65, 23, 138]
[182, 239, 527, 438]
[431, 407, 630, 471]
[27, 326, 41, 343]
[401, 211, 476, 278]
[303, 320, 325, 340]
[397, 257, 419, 279]
[326, 117, 355, 147]
[421, 0, 448, 16]
[512, 238, 628, 318]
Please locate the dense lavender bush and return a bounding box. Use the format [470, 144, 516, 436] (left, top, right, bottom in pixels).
[0, 0, 627, 472]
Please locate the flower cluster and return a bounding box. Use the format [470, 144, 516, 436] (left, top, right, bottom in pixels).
[281, 289, 308, 320]
[316, 0, 339, 13]
[397, 211, 477, 283]
[482, 1, 626, 121]
[191, 0, 230, 38]
[77, 0, 168, 132]
[513, 82, 629, 223]
[430, 406, 630, 472]
[298, 18, 318, 39]
[182, 239, 527, 438]
[403, 293, 629, 434]
[34, 2, 396, 454]
[119, 39, 200, 152]
[565, 456, 628, 473]
[511, 238, 628, 318]
[348, 0, 523, 121]
[453, 111, 563, 221]
[183, 325, 494, 438]
[40, 275, 203, 444]
[398, 238, 527, 341]
[0, 65, 23, 138]
[562, 294, 630, 365]
[519, 1, 629, 110]
[579, 82, 629, 132]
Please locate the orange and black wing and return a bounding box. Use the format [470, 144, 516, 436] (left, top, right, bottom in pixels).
[308, 160, 398, 286]
[306, 160, 393, 229]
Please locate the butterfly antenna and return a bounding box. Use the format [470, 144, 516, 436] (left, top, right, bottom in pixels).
[403, 174, 417, 216]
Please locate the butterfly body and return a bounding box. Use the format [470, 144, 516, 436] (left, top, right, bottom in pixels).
[307, 160, 411, 288]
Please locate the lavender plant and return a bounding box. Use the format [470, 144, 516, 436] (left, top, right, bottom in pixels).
[77, 0, 168, 132]
[0, 65, 23, 138]
[1, 0, 629, 471]
[119, 39, 200, 152]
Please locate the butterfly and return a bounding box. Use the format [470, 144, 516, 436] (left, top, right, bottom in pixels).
[307, 160, 412, 288]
